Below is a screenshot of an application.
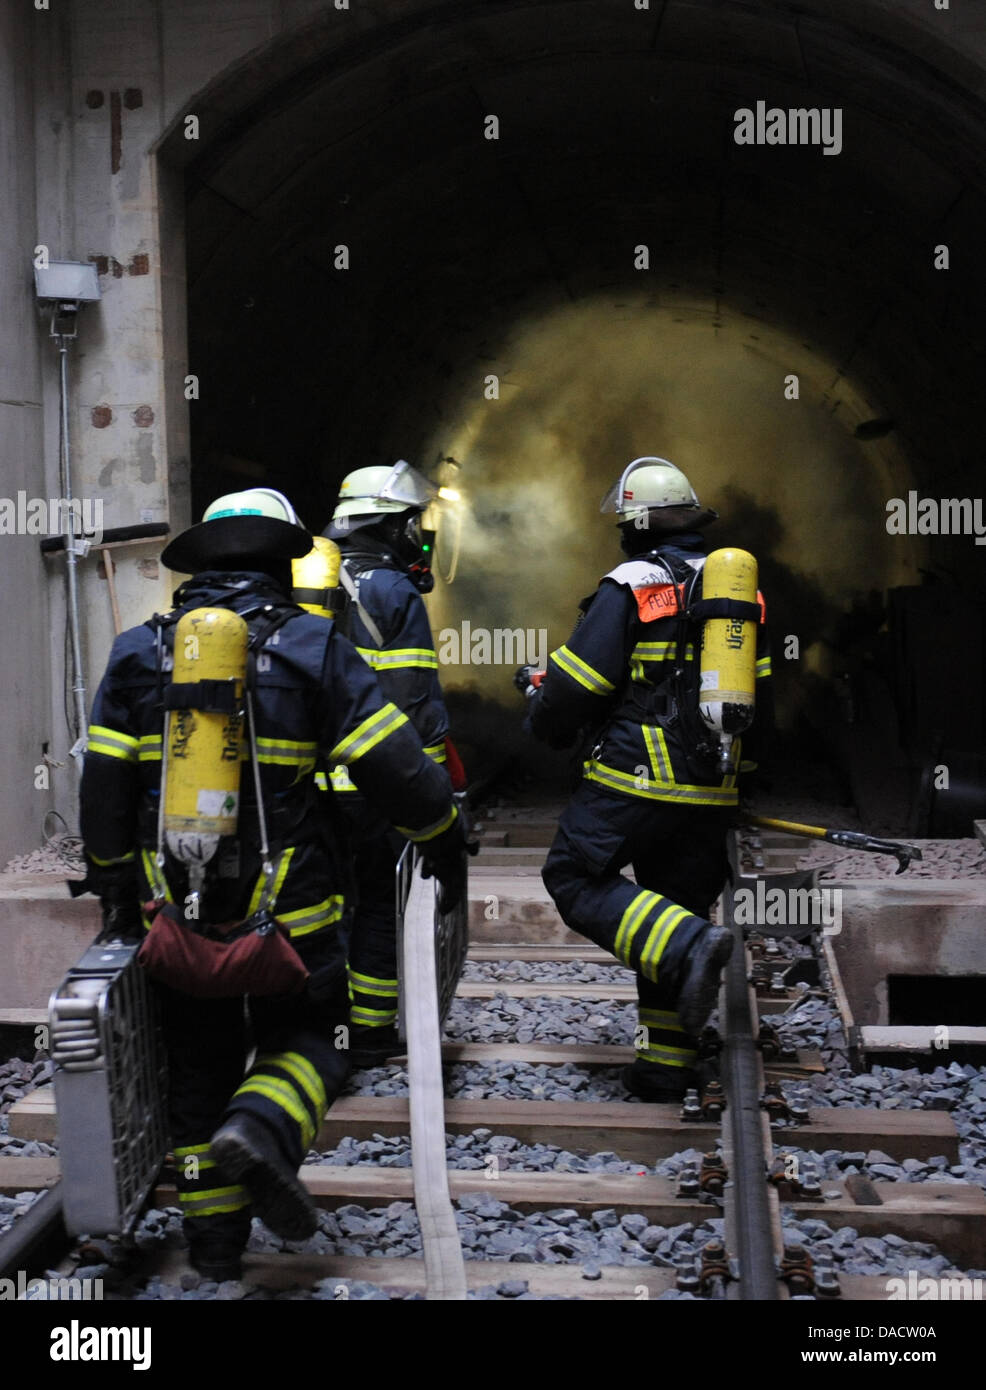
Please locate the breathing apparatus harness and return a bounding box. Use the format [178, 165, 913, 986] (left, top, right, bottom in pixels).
[599, 545, 761, 782]
[146, 586, 307, 934]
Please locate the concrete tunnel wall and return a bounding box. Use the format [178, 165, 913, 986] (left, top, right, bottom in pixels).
[1, 0, 985, 860]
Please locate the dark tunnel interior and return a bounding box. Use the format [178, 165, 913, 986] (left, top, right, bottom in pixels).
[166, 0, 986, 829]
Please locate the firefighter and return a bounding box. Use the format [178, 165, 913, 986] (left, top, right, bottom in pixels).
[324, 460, 455, 1063]
[522, 458, 772, 1101]
[78, 487, 465, 1280]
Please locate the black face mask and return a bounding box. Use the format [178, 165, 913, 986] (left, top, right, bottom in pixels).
[384, 511, 435, 591]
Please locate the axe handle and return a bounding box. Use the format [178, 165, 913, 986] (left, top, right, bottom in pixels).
[746, 814, 830, 840]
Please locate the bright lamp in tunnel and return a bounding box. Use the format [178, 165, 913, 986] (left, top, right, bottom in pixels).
[438, 486, 461, 502]
[34, 260, 101, 338]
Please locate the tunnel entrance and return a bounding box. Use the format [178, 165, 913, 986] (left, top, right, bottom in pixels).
[160, 0, 986, 821]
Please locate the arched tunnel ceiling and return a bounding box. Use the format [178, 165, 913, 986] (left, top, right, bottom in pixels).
[167, 0, 986, 538]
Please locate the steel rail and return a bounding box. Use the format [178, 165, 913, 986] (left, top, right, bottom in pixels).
[721, 868, 780, 1300]
[0, 1183, 68, 1284]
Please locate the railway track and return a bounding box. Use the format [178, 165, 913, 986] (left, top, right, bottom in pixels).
[1, 806, 984, 1301]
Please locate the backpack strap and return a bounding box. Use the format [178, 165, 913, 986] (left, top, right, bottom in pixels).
[337, 559, 386, 647]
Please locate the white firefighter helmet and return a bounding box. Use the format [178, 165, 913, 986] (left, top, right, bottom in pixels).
[600, 457, 717, 527]
[161, 487, 312, 573]
[332, 460, 437, 524]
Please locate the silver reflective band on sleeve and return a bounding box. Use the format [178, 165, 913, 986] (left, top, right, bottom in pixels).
[395, 804, 459, 843]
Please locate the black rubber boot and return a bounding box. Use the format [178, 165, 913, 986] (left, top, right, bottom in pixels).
[621, 1060, 699, 1103]
[674, 926, 734, 1036]
[349, 1023, 401, 1067]
[187, 1239, 244, 1283]
[209, 1113, 318, 1242]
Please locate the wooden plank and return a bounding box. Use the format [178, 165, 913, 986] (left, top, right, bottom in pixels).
[458, 979, 801, 1009]
[841, 1274, 985, 1301]
[9, 1090, 959, 1163]
[859, 1026, 986, 1052]
[146, 1250, 985, 1301]
[0, 1156, 60, 1193]
[9, 1157, 981, 1275]
[0, 1008, 46, 1027]
[440, 1041, 823, 1078]
[146, 1247, 678, 1298]
[467, 945, 613, 964]
[456, 982, 637, 1001]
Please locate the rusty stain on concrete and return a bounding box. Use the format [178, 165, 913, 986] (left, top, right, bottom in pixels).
[110, 90, 122, 174]
[137, 558, 159, 580]
[128, 253, 149, 276]
[85, 90, 103, 109]
[91, 405, 112, 429]
[133, 405, 154, 427]
[123, 89, 143, 110]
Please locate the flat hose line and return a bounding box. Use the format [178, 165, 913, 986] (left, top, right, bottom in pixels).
[403, 863, 468, 1300]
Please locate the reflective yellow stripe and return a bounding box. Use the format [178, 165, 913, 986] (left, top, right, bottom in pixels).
[89, 850, 136, 867]
[330, 703, 409, 763]
[355, 646, 439, 671]
[256, 1051, 326, 1116]
[278, 894, 344, 938]
[639, 904, 689, 973]
[86, 724, 138, 762]
[173, 1143, 211, 1157]
[756, 656, 772, 677]
[631, 642, 694, 661]
[351, 1006, 398, 1025]
[246, 848, 294, 915]
[138, 734, 162, 762]
[235, 1077, 315, 1147]
[550, 645, 615, 697]
[141, 848, 172, 903]
[255, 737, 317, 769]
[330, 764, 355, 791]
[314, 770, 329, 791]
[178, 1185, 251, 1216]
[638, 1009, 685, 1033]
[635, 1043, 698, 1066]
[423, 742, 447, 764]
[584, 758, 737, 806]
[615, 890, 659, 962]
[395, 803, 458, 843]
[642, 726, 674, 784]
[347, 967, 400, 997]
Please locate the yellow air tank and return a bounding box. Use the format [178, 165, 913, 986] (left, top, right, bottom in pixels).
[698, 548, 758, 773]
[163, 607, 248, 866]
[292, 536, 341, 619]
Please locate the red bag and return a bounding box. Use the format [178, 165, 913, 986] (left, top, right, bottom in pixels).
[137, 903, 310, 998]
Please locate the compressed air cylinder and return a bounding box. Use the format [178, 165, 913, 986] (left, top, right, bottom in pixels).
[292, 536, 341, 619]
[163, 607, 248, 866]
[698, 548, 758, 771]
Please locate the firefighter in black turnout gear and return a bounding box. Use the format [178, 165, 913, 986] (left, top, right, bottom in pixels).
[525, 458, 772, 1101]
[78, 488, 465, 1279]
[324, 461, 454, 1063]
